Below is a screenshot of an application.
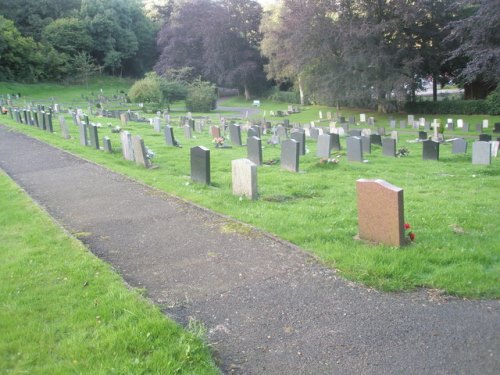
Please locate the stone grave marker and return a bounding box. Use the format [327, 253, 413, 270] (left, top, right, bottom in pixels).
[132, 135, 150, 168]
[360, 113, 366, 123]
[247, 127, 258, 138]
[79, 123, 88, 146]
[247, 136, 262, 166]
[424, 122, 431, 131]
[367, 117, 375, 126]
[422, 140, 439, 160]
[341, 123, 349, 134]
[330, 133, 341, 151]
[479, 134, 492, 142]
[276, 125, 287, 138]
[472, 141, 491, 165]
[490, 141, 499, 157]
[356, 179, 405, 247]
[418, 131, 428, 140]
[232, 158, 258, 200]
[319, 110, 323, 120]
[457, 119, 464, 128]
[382, 138, 396, 157]
[291, 131, 306, 155]
[310, 127, 320, 140]
[120, 131, 135, 161]
[361, 136, 371, 154]
[475, 124, 482, 132]
[164, 125, 179, 147]
[462, 123, 469, 132]
[483, 119, 489, 129]
[419, 117, 426, 127]
[88, 124, 99, 149]
[103, 136, 113, 153]
[452, 138, 467, 154]
[326, 111, 332, 120]
[349, 129, 362, 137]
[347, 136, 363, 162]
[349, 116, 356, 125]
[281, 139, 299, 172]
[190, 146, 210, 184]
[230, 124, 243, 146]
[316, 134, 332, 158]
[407, 115, 414, 124]
[183, 125, 193, 139]
[211, 125, 221, 138]
[494, 122, 500, 133]
[377, 127, 386, 136]
[390, 120, 396, 128]
[251, 125, 261, 138]
[120, 113, 128, 127]
[370, 134, 382, 146]
[362, 128, 372, 136]
[447, 121, 454, 131]
[153, 117, 161, 132]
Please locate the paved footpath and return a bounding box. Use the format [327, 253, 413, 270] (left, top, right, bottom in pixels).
[0, 125, 498, 374]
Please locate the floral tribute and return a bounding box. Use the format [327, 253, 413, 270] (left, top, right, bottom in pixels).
[404, 223, 415, 242]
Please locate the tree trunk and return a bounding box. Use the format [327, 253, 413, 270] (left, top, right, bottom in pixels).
[432, 74, 438, 102]
[244, 84, 250, 100]
[298, 75, 305, 105]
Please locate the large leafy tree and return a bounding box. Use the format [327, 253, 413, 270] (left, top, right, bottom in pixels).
[155, 0, 267, 99]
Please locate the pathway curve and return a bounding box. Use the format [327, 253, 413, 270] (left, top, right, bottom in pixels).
[0, 125, 498, 374]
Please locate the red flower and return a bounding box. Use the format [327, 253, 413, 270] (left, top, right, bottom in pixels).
[409, 232, 415, 241]
[404, 223, 411, 230]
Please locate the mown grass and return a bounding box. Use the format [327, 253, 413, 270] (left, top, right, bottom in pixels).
[0, 171, 219, 374]
[1, 81, 499, 299]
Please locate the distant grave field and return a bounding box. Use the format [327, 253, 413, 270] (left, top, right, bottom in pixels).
[1, 81, 499, 298]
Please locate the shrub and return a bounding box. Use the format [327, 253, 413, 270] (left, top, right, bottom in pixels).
[404, 99, 490, 115]
[485, 87, 500, 115]
[185, 79, 217, 112]
[267, 87, 300, 104]
[128, 76, 163, 104]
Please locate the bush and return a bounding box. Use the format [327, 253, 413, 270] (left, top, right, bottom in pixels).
[267, 88, 300, 104]
[485, 87, 500, 115]
[404, 99, 490, 115]
[128, 76, 163, 104]
[185, 79, 217, 112]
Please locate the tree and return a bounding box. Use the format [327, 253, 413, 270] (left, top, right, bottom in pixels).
[72, 51, 98, 85]
[42, 17, 92, 56]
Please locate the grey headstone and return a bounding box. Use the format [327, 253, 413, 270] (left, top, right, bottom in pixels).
[58, 116, 70, 139]
[399, 120, 406, 129]
[418, 131, 428, 140]
[79, 123, 88, 146]
[382, 138, 396, 157]
[276, 125, 287, 138]
[472, 141, 491, 165]
[103, 136, 113, 153]
[232, 158, 258, 200]
[251, 125, 261, 138]
[247, 136, 262, 166]
[88, 124, 99, 149]
[349, 116, 355, 125]
[361, 136, 371, 154]
[349, 129, 362, 137]
[452, 138, 467, 154]
[462, 123, 469, 132]
[291, 131, 306, 155]
[341, 123, 349, 134]
[247, 128, 258, 138]
[347, 136, 363, 162]
[190, 146, 211, 184]
[377, 127, 386, 136]
[309, 127, 320, 140]
[183, 125, 192, 139]
[281, 139, 300, 172]
[230, 124, 242, 146]
[422, 140, 439, 161]
[316, 134, 332, 158]
[330, 133, 341, 151]
[424, 122, 431, 131]
[479, 134, 492, 142]
[370, 134, 382, 146]
[164, 125, 179, 147]
[475, 124, 482, 132]
[390, 120, 396, 128]
[407, 115, 414, 124]
[132, 135, 151, 168]
[153, 117, 161, 132]
[120, 131, 135, 161]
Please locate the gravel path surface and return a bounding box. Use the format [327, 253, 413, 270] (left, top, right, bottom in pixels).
[0, 125, 498, 374]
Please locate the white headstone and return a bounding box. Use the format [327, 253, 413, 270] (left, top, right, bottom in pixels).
[490, 141, 499, 157]
[232, 158, 257, 200]
[457, 119, 464, 128]
[483, 119, 489, 129]
[360, 114, 366, 123]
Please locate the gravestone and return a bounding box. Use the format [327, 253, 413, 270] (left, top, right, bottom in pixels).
[370, 134, 382, 146]
[120, 113, 128, 127]
[132, 135, 151, 168]
[88, 124, 99, 149]
[120, 131, 135, 161]
[211, 125, 221, 138]
[330, 133, 341, 151]
[452, 138, 467, 154]
[418, 131, 428, 140]
[316, 134, 332, 158]
[191, 146, 211, 184]
[232, 158, 258, 200]
[457, 119, 464, 128]
[419, 117, 426, 127]
[251, 125, 261, 138]
[79, 123, 88, 146]
[230, 124, 243, 146]
[247, 136, 262, 166]
[382, 138, 396, 157]
[362, 128, 372, 136]
[357, 179, 405, 247]
[361, 136, 371, 154]
[377, 127, 386, 136]
[349, 129, 362, 137]
[424, 122, 431, 131]
[462, 123, 469, 132]
[164, 125, 179, 147]
[390, 120, 396, 128]
[248, 127, 258, 138]
[367, 117, 375, 127]
[479, 134, 492, 142]
[153, 118, 161, 132]
[472, 142, 491, 165]
[281, 139, 300, 172]
[341, 123, 349, 134]
[347, 136, 363, 162]
[310, 127, 320, 140]
[422, 140, 439, 160]
[276, 125, 287, 138]
[493, 123, 500, 133]
[360, 114, 366, 123]
[490, 141, 499, 157]
[103, 136, 113, 153]
[326, 111, 332, 120]
[407, 115, 414, 124]
[475, 124, 482, 132]
[447, 122, 454, 131]
[291, 131, 306, 155]
[482, 119, 489, 129]
[183, 125, 192, 139]
[399, 120, 406, 129]
[349, 116, 356, 125]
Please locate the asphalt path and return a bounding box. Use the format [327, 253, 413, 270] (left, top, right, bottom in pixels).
[0, 124, 498, 374]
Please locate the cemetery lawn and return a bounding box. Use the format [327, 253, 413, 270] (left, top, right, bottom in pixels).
[0, 171, 219, 374]
[1, 81, 499, 299]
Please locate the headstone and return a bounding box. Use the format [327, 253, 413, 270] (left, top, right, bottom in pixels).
[341, 123, 349, 134]
[79, 123, 88, 146]
[232, 159, 258, 200]
[447, 122, 454, 131]
[452, 138, 467, 154]
[462, 123, 469, 132]
[424, 122, 431, 131]
[475, 124, 482, 133]
[377, 127, 386, 136]
[362, 128, 372, 136]
[326, 111, 332, 120]
[349, 129, 362, 137]
[356, 179, 405, 247]
[153, 117, 161, 132]
[183, 125, 193, 139]
[103, 136, 112, 153]
[281, 139, 300, 172]
[319, 110, 323, 120]
[490, 141, 499, 157]
[493, 123, 500, 133]
[276, 125, 287, 138]
[382, 138, 396, 157]
[479, 134, 492, 142]
[390, 120, 396, 128]
[399, 120, 406, 129]
[132, 135, 151, 168]
[229, 124, 243, 146]
[309, 127, 320, 140]
[407, 115, 414, 124]
[164, 125, 179, 147]
[247, 136, 262, 166]
[247, 127, 258, 138]
[390, 131, 398, 141]
[370, 134, 382, 146]
[360, 114, 366, 123]
[361, 136, 371, 154]
[347, 136, 363, 162]
[472, 141, 491, 165]
[251, 125, 261, 138]
[422, 140, 439, 161]
[190, 146, 210, 184]
[88, 124, 99, 149]
[210, 125, 221, 138]
[120, 131, 134, 161]
[482, 119, 489, 129]
[330, 133, 341, 151]
[291, 131, 306, 155]
[419, 117, 425, 127]
[367, 117, 375, 127]
[120, 113, 128, 127]
[349, 116, 355, 125]
[457, 119, 464, 128]
[418, 131, 428, 140]
[316, 134, 332, 158]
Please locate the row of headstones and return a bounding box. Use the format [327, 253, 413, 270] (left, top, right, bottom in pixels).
[7, 107, 56, 133]
[422, 139, 498, 165]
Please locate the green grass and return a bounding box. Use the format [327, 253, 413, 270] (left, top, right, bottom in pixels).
[0, 171, 219, 375]
[1, 81, 499, 299]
